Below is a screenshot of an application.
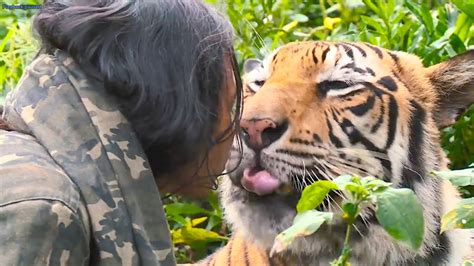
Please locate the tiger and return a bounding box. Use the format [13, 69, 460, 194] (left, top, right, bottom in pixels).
[196, 41, 474, 265]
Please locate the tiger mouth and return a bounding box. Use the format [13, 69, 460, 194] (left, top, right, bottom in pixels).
[239, 162, 328, 197]
[238, 164, 342, 214]
[240, 165, 283, 196]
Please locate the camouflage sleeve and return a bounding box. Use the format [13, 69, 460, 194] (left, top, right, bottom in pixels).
[0, 199, 90, 265]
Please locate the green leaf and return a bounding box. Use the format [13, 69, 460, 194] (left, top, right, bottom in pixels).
[362, 0, 380, 15]
[360, 16, 385, 33]
[449, 34, 467, 53]
[462, 260, 474, 266]
[360, 176, 391, 192]
[441, 197, 474, 232]
[282, 20, 299, 32]
[454, 13, 472, 42]
[342, 202, 358, 224]
[432, 168, 474, 187]
[297, 180, 338, 213]
[190, 217, 208, 227]
[207, 191, 221, 212]
[164, 203, 209, 216]
[375, 188, 424, 251]
[167, 214, 187, 226]
[452, 0, 474, 20]
[405, 1, 434, 35]
[332, 175, 354, 190]
[270, 210, 333, 256]
[345, 182, 370, 201]
[171, 229, 186, 245]
[345, 0, 364, 9]
[180, 227, 228, 243]
[290, 14, 309, 23]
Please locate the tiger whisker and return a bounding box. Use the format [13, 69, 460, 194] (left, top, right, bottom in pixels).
[302, 160, 309, 190]
[313, 160, 373, 233]
[311, 160, 348, 200]
[314, 161, 347, 199]
[307, 169, 317, 184]
[319, 161, 353, 182]
[352, 223, 364, 238]
[327, 156, 379, 177]
[328, 160, 369, 177]
[329, 154, 421, 184]
[311, 159, 334, 181]
[333, 147, 425, 181]
[326, 192, 343, 212]
[334, 147, 390, 160]
[358, 211, 371, 229]
[320, 160, 379, 231]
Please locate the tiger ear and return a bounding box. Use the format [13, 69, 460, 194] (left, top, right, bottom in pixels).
[427, 50, 474, 128]
[244, 59, 263, 74]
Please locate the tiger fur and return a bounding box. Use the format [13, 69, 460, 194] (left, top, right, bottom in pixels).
[197, 41, 474, 265]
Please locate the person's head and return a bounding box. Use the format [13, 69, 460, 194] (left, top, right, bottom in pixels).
[34, 0, 242, 197]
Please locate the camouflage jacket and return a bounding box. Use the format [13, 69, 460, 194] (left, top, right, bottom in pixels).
[0, 50, 176, 265]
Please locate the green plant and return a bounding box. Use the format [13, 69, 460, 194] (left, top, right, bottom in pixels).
[0, 0, 39, 99]
[269, 167, 474, 264]
[0, 21, 38, 98]
[269, 176, 425, 264]
[163, 192, 229, 263]
[433, 166, 474, 232]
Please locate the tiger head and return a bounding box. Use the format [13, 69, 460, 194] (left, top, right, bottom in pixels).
[220, 41, 474, 262]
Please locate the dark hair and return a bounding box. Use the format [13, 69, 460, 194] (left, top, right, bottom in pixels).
[33, 0, 242, 175]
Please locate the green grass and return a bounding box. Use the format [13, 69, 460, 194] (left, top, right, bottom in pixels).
[0, 0, 40, 100]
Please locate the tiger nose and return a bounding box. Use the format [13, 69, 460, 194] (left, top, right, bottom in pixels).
[240, 118, 287, 150]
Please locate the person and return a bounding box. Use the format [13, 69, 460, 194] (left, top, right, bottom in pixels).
[0, 0, 242, 265]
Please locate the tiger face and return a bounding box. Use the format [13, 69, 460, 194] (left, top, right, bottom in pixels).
[220, 41, 474, 264]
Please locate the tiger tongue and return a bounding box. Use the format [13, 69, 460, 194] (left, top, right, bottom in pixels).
[242, 168, 281, 196]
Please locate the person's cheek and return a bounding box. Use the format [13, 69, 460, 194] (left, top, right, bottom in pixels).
[209, 132, 234, 174]
[210, 97, 236, 174]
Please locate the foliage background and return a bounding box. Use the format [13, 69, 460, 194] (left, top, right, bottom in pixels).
[0, 0, 473, 263]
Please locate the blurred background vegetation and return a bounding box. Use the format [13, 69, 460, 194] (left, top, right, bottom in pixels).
[0, 0, 473, 263]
